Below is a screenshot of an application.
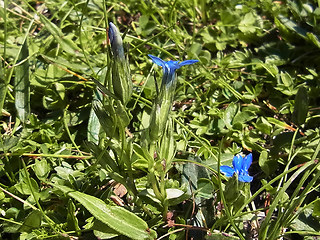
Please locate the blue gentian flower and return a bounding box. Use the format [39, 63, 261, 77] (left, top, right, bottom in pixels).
[220, 153, 253, 183]
[147, 54, 198, 142]
[148, 54, 198, 86]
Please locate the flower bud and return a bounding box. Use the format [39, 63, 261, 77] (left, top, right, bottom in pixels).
[108, 22, 132, 105]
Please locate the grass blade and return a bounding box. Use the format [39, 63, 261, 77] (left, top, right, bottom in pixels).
[258, 160, 314, 239]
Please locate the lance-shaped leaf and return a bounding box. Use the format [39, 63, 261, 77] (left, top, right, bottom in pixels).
[88, 68, 108, 144]
[15, 40, 30, 123]
[50, 184, 156, 240]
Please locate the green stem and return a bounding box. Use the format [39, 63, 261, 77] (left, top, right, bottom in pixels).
[162, 199, 169, 221]
[149, 171, 162, 200]
[0, 216, 22, 226]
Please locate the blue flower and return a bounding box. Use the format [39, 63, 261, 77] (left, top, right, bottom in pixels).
[148, 54, 198, 86]
[147, 54, 198, 142]
[220, 153, 253, 183]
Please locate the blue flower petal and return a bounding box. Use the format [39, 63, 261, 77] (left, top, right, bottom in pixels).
[166, 60, 181, 71]
[148, 55, 199, 86]
[221, 153, 253, 182]
[220, 165, 235, 177]
[178, 59, 199, 66]
[232, 155, 243, 174]
[238, 175, 253, 183]
[148, 54, 167, 68]
[242, 153, 252, 172]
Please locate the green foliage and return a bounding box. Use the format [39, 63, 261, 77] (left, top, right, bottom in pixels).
[1, 0, 320, 239]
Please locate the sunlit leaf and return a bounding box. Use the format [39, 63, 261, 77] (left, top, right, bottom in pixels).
[51, 184, 157, 240]
[15, 40, 30, 123]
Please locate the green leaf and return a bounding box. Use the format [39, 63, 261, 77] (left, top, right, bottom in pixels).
[292, 86, 309, 126]
[93, 102, 116, 138]
[133, 143, 154, 167]
[33, 159, 50, 180]
[0, 136, 19, 152]
[88, 69, 106, 144]
[312, 199, 320, 219]
[306, 32, 320, 48]
[42, 83, 66, 110]
[87, 103, 101, 144]
[197, 178, 214, 199]
[277, 15, 320, 49]
[233, 110, 256, 124]
[50, 184, 156, 240]
[15, 40, 30, 123]
[259, 62, 278, 77]
[224, 175, 240, 204]
[266, 117, 291, 130]
[166, 188, 189, 206]
[18, 210, 42, 233]
[92, 220, 120, 239]
[277, 15, 308, 39]
[67, 199, 81, 232]
[255, 117, 272, 135]
[239, 12, 257, 33]
[54, 164, 83, 180]
[115, 100, 131, 128]
[15, 178, 39, 195]
[291, 206, 320, 233]
[223, 103, 238, 129]
[259, 150, 277, 176]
